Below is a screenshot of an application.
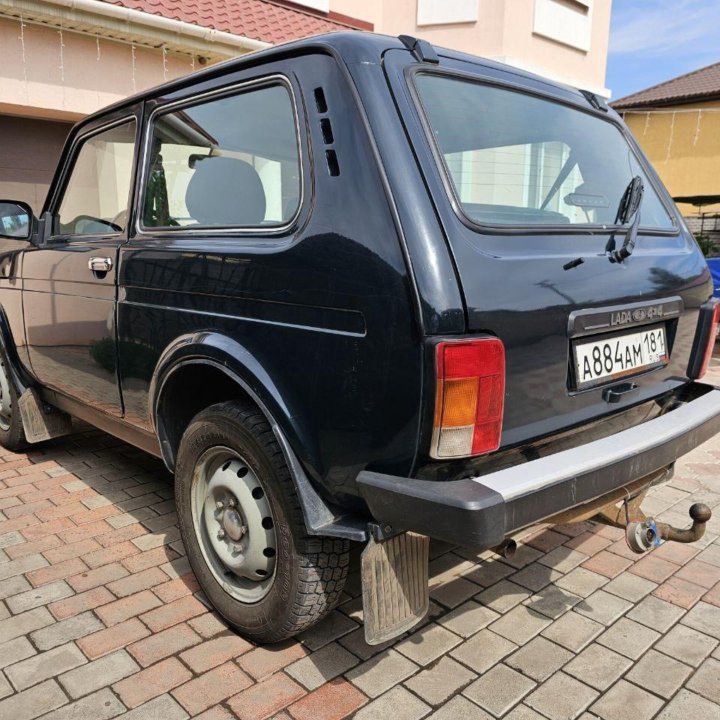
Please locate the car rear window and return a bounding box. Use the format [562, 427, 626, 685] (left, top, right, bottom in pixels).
[414, 73, 674, 230]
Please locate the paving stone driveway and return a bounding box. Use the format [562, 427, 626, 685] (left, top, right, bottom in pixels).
[1, 367, 720, 720]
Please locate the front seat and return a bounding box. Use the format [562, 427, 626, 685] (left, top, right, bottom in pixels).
[185, 156, 267, 226]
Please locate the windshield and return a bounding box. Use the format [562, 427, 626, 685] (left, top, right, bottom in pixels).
[415, 73, 674, 230]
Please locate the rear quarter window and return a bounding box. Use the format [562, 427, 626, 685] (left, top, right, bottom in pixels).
[141, 81, 301, 231]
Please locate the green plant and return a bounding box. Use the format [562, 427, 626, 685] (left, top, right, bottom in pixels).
[695, 232, 714, 257]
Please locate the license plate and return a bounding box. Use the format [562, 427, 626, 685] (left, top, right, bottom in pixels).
[573, 325, 668, 390]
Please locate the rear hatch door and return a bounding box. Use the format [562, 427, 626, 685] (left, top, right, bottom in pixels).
[385, 49, 712, 448]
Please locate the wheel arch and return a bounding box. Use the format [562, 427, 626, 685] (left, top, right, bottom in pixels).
[150, 333, 368, 542]
[151, 332, 302, 470]
[0, 302, 32, 393]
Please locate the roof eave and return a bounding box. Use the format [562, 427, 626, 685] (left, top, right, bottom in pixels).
[0, 0, 271, 59]
[613, 92, 720, 111]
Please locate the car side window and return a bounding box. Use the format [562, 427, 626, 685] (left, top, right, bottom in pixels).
[56, 119, 137, 236]
[142, 82, 300, 230]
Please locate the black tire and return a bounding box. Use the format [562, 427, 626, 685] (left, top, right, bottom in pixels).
[175, 400, 350, 643]
[0, 348, 26, 452]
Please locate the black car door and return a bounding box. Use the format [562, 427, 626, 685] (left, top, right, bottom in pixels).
[23, 108, 141, 417]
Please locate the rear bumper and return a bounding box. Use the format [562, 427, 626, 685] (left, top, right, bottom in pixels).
[357, 382, 720, 548]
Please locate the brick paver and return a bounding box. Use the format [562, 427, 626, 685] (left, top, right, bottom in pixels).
[0, 362, 719, 718]
[112, 656, 193, 708]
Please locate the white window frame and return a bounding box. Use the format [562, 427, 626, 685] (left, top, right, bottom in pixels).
[533, 0, 592, 53]
[417, 0, 478, 26]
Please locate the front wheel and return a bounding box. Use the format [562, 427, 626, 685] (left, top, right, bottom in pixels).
[175, 400, 349, 643]
[0, 348, 26, 451]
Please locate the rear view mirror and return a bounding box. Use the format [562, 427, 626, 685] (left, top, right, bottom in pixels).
[0, 200, 33, 240]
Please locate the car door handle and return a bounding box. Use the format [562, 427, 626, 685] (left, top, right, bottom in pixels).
[88, 256, 113, 273]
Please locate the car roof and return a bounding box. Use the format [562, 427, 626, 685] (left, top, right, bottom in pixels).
[76, 31, 592, 129]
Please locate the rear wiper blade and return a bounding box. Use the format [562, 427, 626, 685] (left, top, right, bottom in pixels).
[609, 175, 644, 263]
[614, 175, 644, 225]
[563, 175, 644, 271]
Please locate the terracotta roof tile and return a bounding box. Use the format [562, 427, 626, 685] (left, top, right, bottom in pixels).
[105, 0, 361, 45]
[613, 61, 720, 110]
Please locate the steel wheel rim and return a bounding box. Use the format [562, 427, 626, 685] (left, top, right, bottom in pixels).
[191, 446, 277, 603]
[0, 358, 12, 432]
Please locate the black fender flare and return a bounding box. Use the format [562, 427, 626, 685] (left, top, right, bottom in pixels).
[150, 332, 367, 542]
[0, 304, 32, 395]
[150, 332, 309, 468]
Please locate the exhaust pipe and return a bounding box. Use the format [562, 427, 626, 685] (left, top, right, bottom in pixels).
[492, 538, 517, 559]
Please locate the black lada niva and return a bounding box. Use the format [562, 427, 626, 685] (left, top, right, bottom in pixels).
[0, 32, 718, 644]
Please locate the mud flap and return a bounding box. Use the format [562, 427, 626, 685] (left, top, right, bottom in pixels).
[361, 531, 429, 645]
[18, 388, 72, 443]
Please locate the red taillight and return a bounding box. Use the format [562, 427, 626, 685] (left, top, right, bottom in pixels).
[432, 338, 505, 459]
[698, 302, 720, 379]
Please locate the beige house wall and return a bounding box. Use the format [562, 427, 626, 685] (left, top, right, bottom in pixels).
[0, 115, 71, 208]
[622, 103, 720, 216]
[0, 2, 612, 120]
[0, 1, 612, 207]
[0, 13, 230, 207]
[0, 16, 203, 121]
[331, 0, 612, 96]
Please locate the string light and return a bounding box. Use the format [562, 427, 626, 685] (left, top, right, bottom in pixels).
[664, 111, 676, 163]
[626, 108, 720, 115]
[131, 43, 137, 93]
[162, 45, 168, 81]
[693, 110, 703, 147]
[58, 26, 65, 82]
[18, 14, 27, 89]
[96, 33, 101, 62]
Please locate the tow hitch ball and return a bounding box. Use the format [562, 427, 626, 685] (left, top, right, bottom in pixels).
[625, 503, 712, 554]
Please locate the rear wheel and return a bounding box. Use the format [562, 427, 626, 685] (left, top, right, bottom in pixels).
[0, 349, 26, 451]
[175, 400, 349, 643]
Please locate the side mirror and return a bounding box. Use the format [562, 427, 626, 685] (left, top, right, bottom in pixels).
[0, 200, 34, 241]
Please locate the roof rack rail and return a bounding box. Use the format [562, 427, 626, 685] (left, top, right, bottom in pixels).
[398, 35, 439, 64]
